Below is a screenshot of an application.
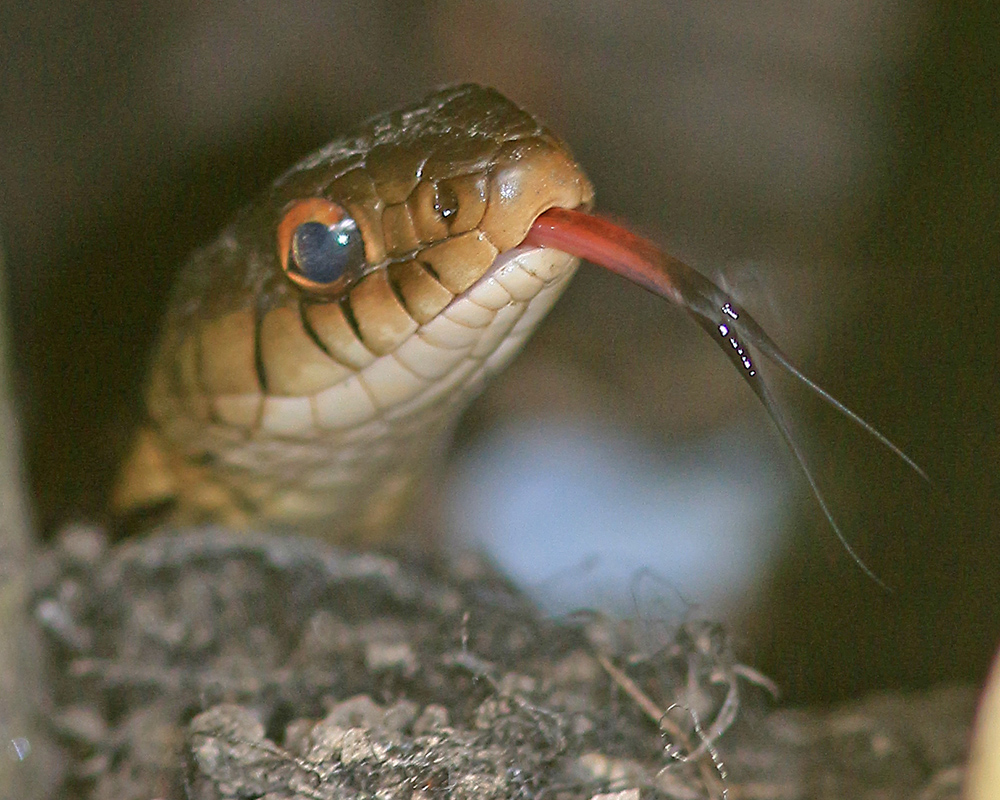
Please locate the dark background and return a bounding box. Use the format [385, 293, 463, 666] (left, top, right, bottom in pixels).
[1, 1, 996, 704]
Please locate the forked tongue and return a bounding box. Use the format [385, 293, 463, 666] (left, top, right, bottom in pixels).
[526, 207, 926, 586]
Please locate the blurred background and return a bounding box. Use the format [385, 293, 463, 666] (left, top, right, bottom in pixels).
[1, 0, 996, 705]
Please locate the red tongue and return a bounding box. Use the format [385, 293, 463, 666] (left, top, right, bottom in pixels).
[526, 208, 687, 305]
[526, 206, 925, 585]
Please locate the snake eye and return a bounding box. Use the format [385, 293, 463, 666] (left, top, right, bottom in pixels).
[291, 218, 362, 283]
[277, 198, 365, 294]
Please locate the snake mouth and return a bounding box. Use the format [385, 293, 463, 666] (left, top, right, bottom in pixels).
[449, 226, 578, 309]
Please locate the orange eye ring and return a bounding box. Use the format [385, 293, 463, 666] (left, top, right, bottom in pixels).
[277, 198, 364, 294]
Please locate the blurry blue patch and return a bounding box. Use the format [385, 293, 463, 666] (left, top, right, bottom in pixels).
[445, 419, 790, 618]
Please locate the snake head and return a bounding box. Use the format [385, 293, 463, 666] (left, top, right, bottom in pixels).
[114, 85, 595, 540]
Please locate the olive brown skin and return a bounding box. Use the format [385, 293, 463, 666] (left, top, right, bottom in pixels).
[112, 85, 594, 543]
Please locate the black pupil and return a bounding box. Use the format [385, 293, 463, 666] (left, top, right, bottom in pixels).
[291, 218, 362, 284]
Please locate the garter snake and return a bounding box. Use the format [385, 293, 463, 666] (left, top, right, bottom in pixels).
[112, 83, 921, 563]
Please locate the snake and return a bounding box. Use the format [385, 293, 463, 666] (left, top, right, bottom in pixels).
[112, 83, 922, 559]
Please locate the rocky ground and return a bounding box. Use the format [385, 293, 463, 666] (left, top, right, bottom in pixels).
[30, 525, 974, 800]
